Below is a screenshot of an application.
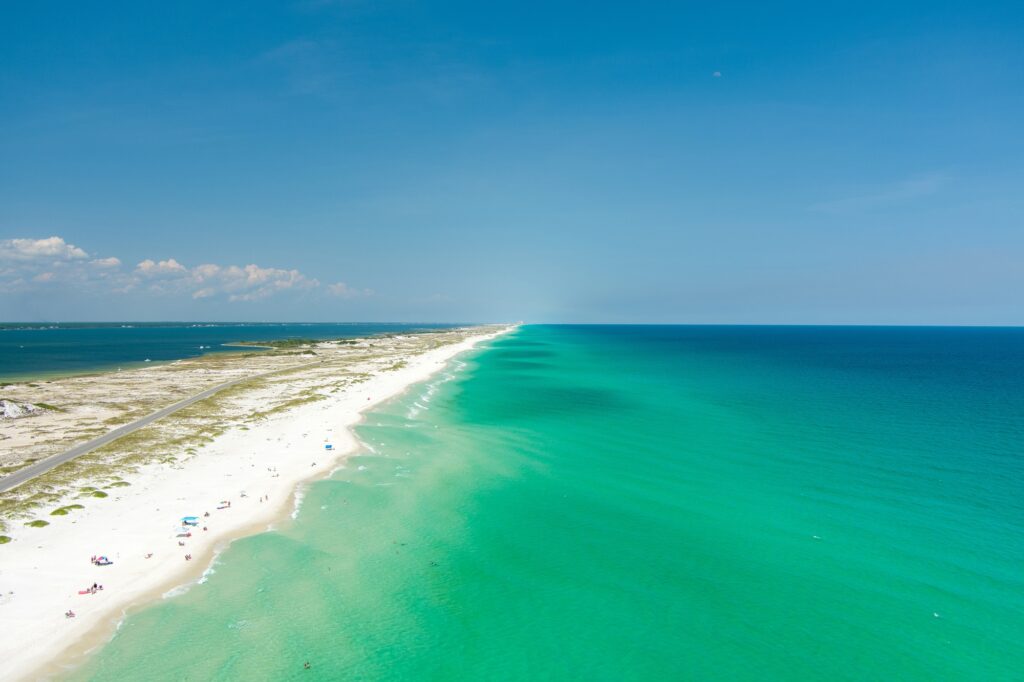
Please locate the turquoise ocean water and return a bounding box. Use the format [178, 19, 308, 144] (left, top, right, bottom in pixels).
[68, 325, 1024, 680]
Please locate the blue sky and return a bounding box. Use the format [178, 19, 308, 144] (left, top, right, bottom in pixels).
[2, 1, 1022, 323]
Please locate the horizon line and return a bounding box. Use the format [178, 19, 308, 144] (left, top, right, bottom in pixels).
[1, 321, 1022, 329]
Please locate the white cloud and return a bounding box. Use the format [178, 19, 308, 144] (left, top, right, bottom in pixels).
[326, 282, 373, 298]
[218, 264, 318, 302]
[0, 235, 367, 304]
[192, 263, 220, 280]
[135, 258, 188, 277]
[133, 258, 319, 301]
[0, 236, 88, 262]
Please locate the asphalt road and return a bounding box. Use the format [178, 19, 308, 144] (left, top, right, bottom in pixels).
[0, 360, 322, 494]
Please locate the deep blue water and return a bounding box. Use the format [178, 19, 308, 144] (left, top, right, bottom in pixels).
[0, 322, 460, 381]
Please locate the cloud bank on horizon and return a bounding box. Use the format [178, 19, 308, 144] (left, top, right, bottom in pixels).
[0, 236, 369, 305]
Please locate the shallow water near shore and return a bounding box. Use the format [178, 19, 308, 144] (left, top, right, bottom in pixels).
[68, 325, 1024, 680]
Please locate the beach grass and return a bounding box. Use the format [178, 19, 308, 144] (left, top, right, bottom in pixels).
[0, 326, 489, 531]
[51, 504, 86, 515]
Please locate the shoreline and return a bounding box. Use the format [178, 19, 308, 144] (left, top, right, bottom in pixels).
[0, 326, 511, 681]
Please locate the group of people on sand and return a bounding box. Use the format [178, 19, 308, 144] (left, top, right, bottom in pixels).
[178, 507, 221, 560]
[65, 561, 108, 615]
[64, 491, 280, 619]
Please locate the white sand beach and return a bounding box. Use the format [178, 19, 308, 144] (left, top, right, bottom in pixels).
[0, 326, 508, 681]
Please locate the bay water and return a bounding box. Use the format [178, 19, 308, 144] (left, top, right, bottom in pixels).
[0, 323, 458, 382]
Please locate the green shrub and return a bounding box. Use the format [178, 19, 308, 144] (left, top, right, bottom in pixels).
[51, 503, 86, 515]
